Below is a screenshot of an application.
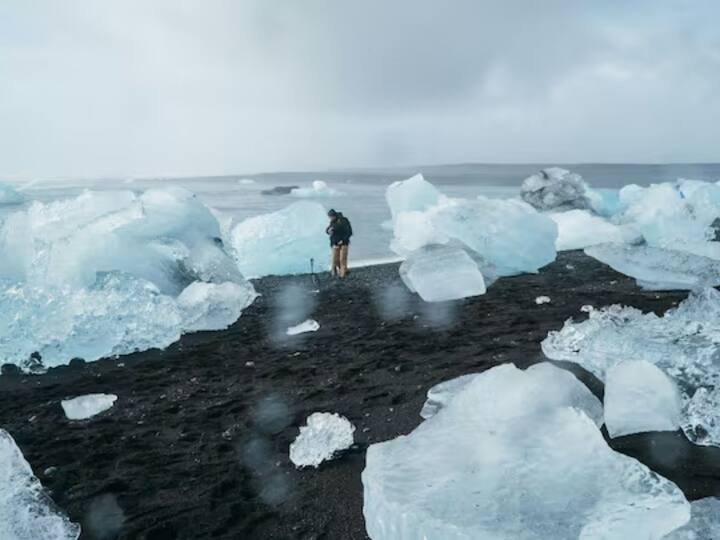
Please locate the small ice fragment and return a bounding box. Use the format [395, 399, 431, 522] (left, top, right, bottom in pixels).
[238, 178, 256, 185]
[580, 305, 594, 312]
[289, 412, 355, 468]
[535, 295, 551, 305]
[0, 429, 80, 539]
[61, 394, 117, 420]
[286, 319, 320, 336]
[290, 180, 343, 198]
[604, 360, 683, 438]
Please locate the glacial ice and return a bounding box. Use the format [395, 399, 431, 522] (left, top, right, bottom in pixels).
[385, 173, 440, 223]
[229, 201, 329, 277]
[399, 244, 486, 302]
[289, 412, 355, 468]
[585, 243, 720, 290]
[0, 429, 80, 540]
[0, 187, 256, 372]
[550, 209, 629, 251]
[0, 182, 24, 205]
[362, 363, 689, 540]
[664, 497, 720, 540]
[604, 360, 683, 438]
[290, 180, 343, 198]
[542, 287, 720, 446]
[286, 319, 320, 336]
[388, 175, 557, 278]
[520, 167, 593, 211]
[61, 393, 118, 420]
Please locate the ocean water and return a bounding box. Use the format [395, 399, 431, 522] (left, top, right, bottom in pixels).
[5, 163, 720, 261]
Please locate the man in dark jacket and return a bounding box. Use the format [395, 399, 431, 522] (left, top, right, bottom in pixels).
[327, 209, 353, 277]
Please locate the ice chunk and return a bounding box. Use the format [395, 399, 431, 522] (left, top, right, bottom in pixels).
[585, 243, 720, 290]
[178, 281, 257, 332]
[389, 177, 557, 277]
[0, 187, 256, 372]
[385, 173, 440, 223]
[550, 209, 630, 250]
[604, 360, 683, 438]
[362, 363, 689, 540]
[229, 201, 329, 278]
[61, 393, 117, 420]
[399, 244, 486, 302]
[0, 182, 24, 205]
[289, 412, 355, 468]
[238, 178, 256, 185]
[664, 497, 720, 539]
[535, 295, 551, 304]
[542, 287, 720, 446]
[520, 167, 592, 211]
[286, 319, 320, 336]
[0, 429, 80, 540]
[290, 180, 343, 198]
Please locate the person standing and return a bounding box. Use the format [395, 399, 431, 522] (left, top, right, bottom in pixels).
[326, 209, 353, 277]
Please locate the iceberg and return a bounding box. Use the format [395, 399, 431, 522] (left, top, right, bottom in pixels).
[664, 497, 720, 540]
[362, 363, 689, 540]
[550, 209, 629, 251]
[388, 176, 557, 278]
[290, 180, 343, 198]
[0, 187, 256, 372]
[0, 429, 80, 540]
[289, 412, 355, 468]
[229, 201, 329, 277]
[604, 360, 683, 438]
[61, 393, 118, 420]
[520, 167, 592, 211]
[0, 182, 24, 205]
[385, 173, 440, 223]
[399, 244, 486, 302]
[585, 243, 720, 290]
[542, 287, 720, 446]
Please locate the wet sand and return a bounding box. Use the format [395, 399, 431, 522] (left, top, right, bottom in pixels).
[1, 251, 719, 539]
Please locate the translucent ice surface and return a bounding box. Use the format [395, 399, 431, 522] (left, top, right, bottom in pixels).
[664, 497, 720, 540]
[604, 360, 683, 438]
[385, 173, 440, 223]
[362, 363, 689, 540]
[388, 175, 557, 278]
[585, 243, 720, 290]
[61, 393, 118, 420]
[286, 319, 320, 336]
[542, 288, 720, 446]
[0, 429, 80, 540]
[399, 244, 486, 302]
[551, 209, 629, 251]
[230, 201, 329, 277]
[0, 182, 24, 205]
[0, 187, 256, 372]
[289, 412, 355, 468]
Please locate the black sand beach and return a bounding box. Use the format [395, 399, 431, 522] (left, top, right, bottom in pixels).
[2, 251, 719, 540]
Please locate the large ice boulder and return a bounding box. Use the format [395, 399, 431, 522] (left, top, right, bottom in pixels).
[664, 497, 720, 540]
[520, 167, 592, 211]
[585, 243, 720, 290]
[0, 429, 80, 539]
[61, 393, 118, 420]
[229, 201, 329, 277]
[289, 412, 355, 468]
[290, 180, 343, 198]
[386, 173, 440, 223]
[388, 176, 557, 278]
[542, 287, 720, 446]
[0, 182, 24, 205]
[362, 363, 689, 540]
[0, 187, 257, 372]
[550, 209, 629, 251]
[399, 244, 486, 302]
[604, 360, 683, 438]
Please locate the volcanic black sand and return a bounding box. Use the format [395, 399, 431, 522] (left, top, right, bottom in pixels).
[2, 251, 720, 539]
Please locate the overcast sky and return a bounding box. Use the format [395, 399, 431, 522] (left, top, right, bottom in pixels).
[1, 1, 719, 178]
